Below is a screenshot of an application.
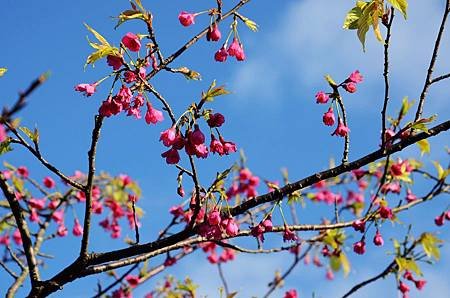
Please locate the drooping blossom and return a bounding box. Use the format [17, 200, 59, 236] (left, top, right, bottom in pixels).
[332, 121, 350, 137]
[122, 32, 141, 52]
[145, 102, 164, 124]
[315, 91, 329, 104]
[207, 23, 221, 41]
[75, 83, 96, 97]
[322, 107, 335, 126]
[214, 46, 228, 62]
[178, 11, 195, 26]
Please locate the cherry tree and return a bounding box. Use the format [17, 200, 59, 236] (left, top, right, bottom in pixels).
[0, 0, 449, 297]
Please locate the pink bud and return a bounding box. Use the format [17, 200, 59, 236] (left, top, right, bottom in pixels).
[161, 148, 180, 165]
[332, 121, 350, 137]
[343, 82, 357, 93]
[145, 102, 164, 124]
[347, 70, 363, 83]
[72, 219, 83, 237]
[178, 11, 195, 27]
[190, 125, 205, 145]
[373, 230, 384, 246]
[207, 23, 221, 41]
[284, 289, 298, 298]
[315, 91, 329, 104]
[121, 32, 141, 52]
[353, 240, 366, 255]
[106, 55, 123, 70]
[207, 113, 225, 127]
[75, 83, 96, 97]
[322, 107, 335, 126]
[43, 176, 56, 189]
[214, 46, 228, 62]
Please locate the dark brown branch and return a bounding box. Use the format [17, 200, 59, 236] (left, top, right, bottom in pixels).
[381, 8, 395, 147]
[0, 175, 40, 286]
[414, 0, 450, 121]
[430, 72, 450, 84]
[80, 115, 104, 257]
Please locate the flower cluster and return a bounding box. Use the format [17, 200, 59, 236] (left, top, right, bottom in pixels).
[398, 271, 427, 298]
[177, 10, 246, 62]
[315, 70, 364, 137]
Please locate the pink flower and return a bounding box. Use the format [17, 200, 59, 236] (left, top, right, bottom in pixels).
[207, 23, 221, 41]
[145, 102, 164, 124]
[0, 124, 6, 142]
[220, 137, 237, 155]
[283, 225, 298, 242]
[208, 210, 221, 226]
[0, 233, 10, 246]
[190, 125, 205, 145]
[52, 210, 64, 224]
[332, 121, 350, 137]
[126, 275, 140, 287]
[373, 230, 384, 246]
[57, 225, 68, 237]
[164, 256, 177, 267]
[315, 91, 329, 104]
[13, 229, 22, 246]
[227, 38, 241, 57]
[222, 217, 239, 236]
[214, 46, 228, 62]
[178, 11, 195, 27]
[379, 205, 393, 219]
[343, 82, 357, 93]
[322, 107, 335, 126]
[405, 189, 417, 202]
[210, 135, 224, 155]
[72, 219, 83, 237]
[414, 279, 426, 290]
[106, 55, 123, 70]
[17, 166, 29, 178]
[348, 70, 363, 83]
[75, 83, 96, 97]
[161, 148, 180, 164]
[398, 281, 410, 293]
[435, 213, 445, 226]
[207, 113, 225, 127]
[43, 176, 56, 188]
[160, 127, 177, 147]
[352, 219, 366, 233]
[284, 289, 298, 298]
[326, 269, 334, 280]
[353, 240, 366, 255]
[207, 252, 219, 264]
[121, 32, 141, 52]
[30, 208, 39, 221]
[124, 71, 137, 83]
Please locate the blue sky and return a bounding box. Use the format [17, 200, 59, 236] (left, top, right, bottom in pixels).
[1, 0, 449, 297]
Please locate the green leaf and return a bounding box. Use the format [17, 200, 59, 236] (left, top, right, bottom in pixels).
[387, 0, 408, 19]
[324, 74, 337, 87]
[172, 67, 202, 81]
[340, 252, 351, 277]
[0, 141, 12, 156]
[357, 1, 375, 51]
[227, 292, 238, 298]
[432, 161, 448, 180]
[399, 96, 415, 119]
[84, 23, 110, 46]
[202, 80, 230, 102]
[416, 139, 430, 156]
[242, 16, 259, 32]
[84, 24, 119, 68]
[396, 257, 422, 275]
[115, 10, 148, 29]
[0, 68, 7, 77]
[343, 6, 363, 29]
[420, 233, 442, 260]
[19, 126, 39, 143]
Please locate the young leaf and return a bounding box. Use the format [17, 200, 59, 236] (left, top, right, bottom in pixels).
[432, 161, 448, 180]
[399, 96, 415, 119]
[343, 6, 363, 30]
[0, 141, 12, 156]
[202, 80, 230, 102]
[84, 23, 110, 46]
[396, 257, 422, 275]
[387, 0, 408, 19]
[324, 74, 337, 87]
[19, 126, 39, 143]
[0, 68, 7, 77]
[420, 233, 442, 260]
[416, 139, 430, 156]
